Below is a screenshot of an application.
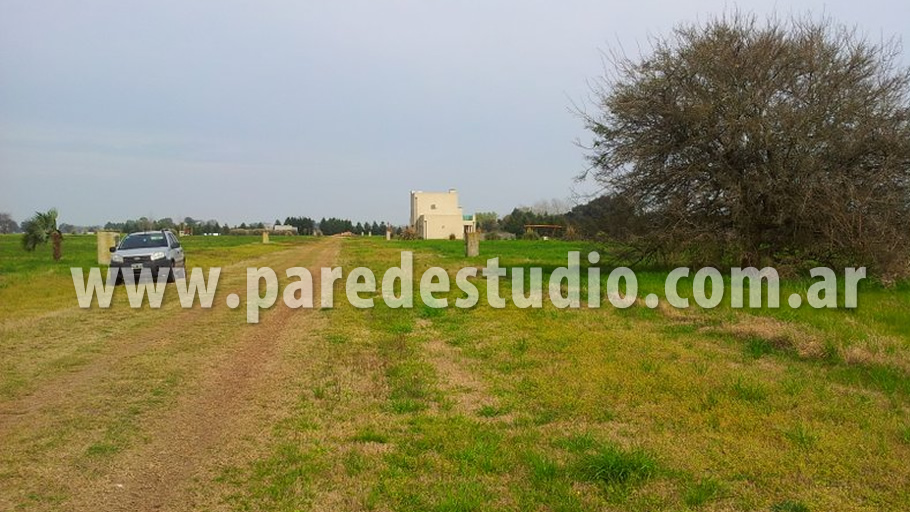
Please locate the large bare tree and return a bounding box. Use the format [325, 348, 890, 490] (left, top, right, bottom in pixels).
[581, 13, 910, 276]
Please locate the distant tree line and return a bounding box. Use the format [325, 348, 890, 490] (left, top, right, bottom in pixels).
[317, 217, 388, 236]
[103, 217, 230, 235]
[500, 208, 566, 236]
[474, 207, 568, 237]
[93, 215, 392, 237]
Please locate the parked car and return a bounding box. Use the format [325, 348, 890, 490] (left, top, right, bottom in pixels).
[108, 230, 185, 283]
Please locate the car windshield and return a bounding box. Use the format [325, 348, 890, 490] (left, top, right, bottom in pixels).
[119, 233, 168, 250]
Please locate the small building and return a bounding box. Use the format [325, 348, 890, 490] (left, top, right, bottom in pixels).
[410, 189, 475, 240]
[272, 224, 299, 235]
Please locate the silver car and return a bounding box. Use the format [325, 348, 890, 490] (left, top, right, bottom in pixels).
[109, 230, 186, 283]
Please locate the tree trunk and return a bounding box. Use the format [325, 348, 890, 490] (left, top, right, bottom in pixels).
[51, 231, 62, 261]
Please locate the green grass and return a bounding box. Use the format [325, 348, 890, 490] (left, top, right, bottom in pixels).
[310, 238, 910, 510]
[3, 236, 909, 511]
[218, 442, 322, 511]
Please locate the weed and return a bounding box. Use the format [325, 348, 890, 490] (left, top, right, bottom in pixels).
[352, 428, 388, 444]
[771, 500, 810, 512]
[696, 391, 720, 412]
[684, 477, 724, 506]
[577, 443, 658, 488]
[526, 452, 560, 482]
[325, 333, 348, 344]
[784, 423, 818, 450]
[476, 405, 504, 418]
[900, 425, 910, 445]
[417, 304, 444, 319]
[389, 398, 427, 414]
[745, 336, 776, 359]
[556, 433, 598, 454]
[85, 443, 120, 457]
[731, 377, 767, 402]
[512, 337, 529, 356]
[343, 451, 368, 476]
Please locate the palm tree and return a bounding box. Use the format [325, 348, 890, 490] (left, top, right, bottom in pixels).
[22, 208, 63, 261]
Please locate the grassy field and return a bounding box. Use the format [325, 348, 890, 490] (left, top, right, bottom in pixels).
[0, 234, 304, 318]
[0, 234, 907, 511]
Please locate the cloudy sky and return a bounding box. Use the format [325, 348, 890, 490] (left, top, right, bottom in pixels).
[1, 1, 908, 226]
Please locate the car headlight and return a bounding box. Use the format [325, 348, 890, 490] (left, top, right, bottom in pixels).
[111, 254, 123, 263]
[150, 251, 166, 261]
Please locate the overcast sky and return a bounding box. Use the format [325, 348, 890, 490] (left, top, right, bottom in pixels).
[1, 1, 908, 226]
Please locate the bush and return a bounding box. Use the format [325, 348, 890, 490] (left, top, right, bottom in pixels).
[397, 227, 418, 240]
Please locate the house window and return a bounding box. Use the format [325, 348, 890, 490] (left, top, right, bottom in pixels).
[431, 204, 437, 210]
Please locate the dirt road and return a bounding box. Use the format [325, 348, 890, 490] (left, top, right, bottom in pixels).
[0, 237, 341, 512]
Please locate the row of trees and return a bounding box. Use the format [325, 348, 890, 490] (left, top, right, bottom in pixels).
[5, 211, 395, 239]
[283, 217, 316, 235]
[100, 216, 393, 236]
[316, 218, 389, 236]
[474, 199, 571, 236]
[474, 208, 569, 237]
[103, 217, 230, 235]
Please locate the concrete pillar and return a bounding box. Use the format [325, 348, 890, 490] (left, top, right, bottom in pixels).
[386, 229, 391, 241]
[262, 231, 270, 244]
[465, 231, 480, 257]
[97, 231, 118, 265]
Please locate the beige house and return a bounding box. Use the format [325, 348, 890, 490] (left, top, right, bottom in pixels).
[410, 189, 475, 240]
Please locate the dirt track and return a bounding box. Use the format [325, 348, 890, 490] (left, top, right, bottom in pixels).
[0, 238, 341, 512]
